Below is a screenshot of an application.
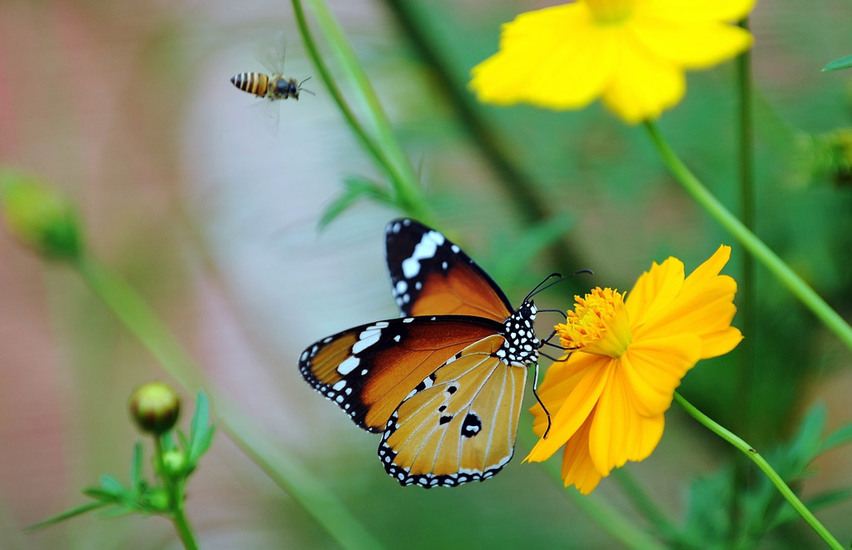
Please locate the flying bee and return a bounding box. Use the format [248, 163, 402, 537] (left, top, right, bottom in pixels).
[229, 72, 312, 101]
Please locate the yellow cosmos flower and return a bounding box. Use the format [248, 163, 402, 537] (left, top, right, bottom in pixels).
[527, 245, 742, 494]
[470, 0, 756, 123]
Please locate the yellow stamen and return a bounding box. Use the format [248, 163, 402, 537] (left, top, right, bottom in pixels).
[556, 287, 632, 358]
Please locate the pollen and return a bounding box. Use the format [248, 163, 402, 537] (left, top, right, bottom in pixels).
[556, 287, 632, 358]
[584, 0, 634, 24]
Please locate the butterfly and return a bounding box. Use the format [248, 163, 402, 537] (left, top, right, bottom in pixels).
[298, 218, 559, 488]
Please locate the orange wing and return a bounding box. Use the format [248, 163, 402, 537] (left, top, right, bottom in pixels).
[378, 335, 528, 487]
[299, 316, 505, 432]
[386, 219, 513, 321]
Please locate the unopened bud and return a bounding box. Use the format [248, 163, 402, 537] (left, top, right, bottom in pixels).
[129, 382, 180, 435]
[0, 171, 82, 261]
[162, 449, 188, 477]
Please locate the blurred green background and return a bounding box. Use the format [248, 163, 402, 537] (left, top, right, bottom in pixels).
[1, 0, 852, 548]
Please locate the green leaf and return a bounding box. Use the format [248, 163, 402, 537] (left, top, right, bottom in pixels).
[24, 501, 113, 532]
[318, 176, 393, 229]
[823, 54, 852, 72]
[190, 391, 209, 443]
[130, 442, 143, 490]
[821, 420, 852, 453]
[770, 488, 852, 529]
[99, 475, 127, 497]
[188, 392, 215, 464]
[681, 469, 733, 548]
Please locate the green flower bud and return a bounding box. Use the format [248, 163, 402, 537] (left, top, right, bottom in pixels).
[129, 382, 181, 435]
[161, 449, 188, 477]
[145, 487, 170, 512]
[0, 171, 83, 261]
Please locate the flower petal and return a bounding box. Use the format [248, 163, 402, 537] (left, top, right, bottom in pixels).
[588, 370, 666, 474]
[560, 415, 604, 494]
[641, 0, 756, 23]
[526, 353, 612, 462]
[638, 246, 743, 358]
[630, 19, 753, 69]
[620, 334, 702, 416]
[600, 36, 685, 123]
[469, 4, 620, 110]
[625, 257, 684, 326]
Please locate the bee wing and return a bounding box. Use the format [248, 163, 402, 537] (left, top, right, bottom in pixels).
[249, 98, 281, 135]
[259, 38, 287, 77]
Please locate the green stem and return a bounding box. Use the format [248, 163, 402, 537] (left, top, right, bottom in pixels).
[73, 255, 383, 550]
[155, 437, 198, 550]
[644, 121, 852, 353]
[674, 392, 843, 550]
[293, 0, 429, 220]
[289, 1, 401, 195]
[733, 15, 755, 542]
[516, 428, 667, 550]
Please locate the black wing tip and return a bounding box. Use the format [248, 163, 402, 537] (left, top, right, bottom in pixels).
[385, 217, 421, 235]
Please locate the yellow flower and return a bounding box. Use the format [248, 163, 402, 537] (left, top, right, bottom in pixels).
[527, 245, 742, 494]
[470, 0, 756, 123]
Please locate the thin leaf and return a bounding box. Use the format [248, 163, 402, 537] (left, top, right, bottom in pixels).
[821, 420, 852, 453]
[99, 475, 127, 496]
[823, 54, 852, 72]
[24, 501, 113, 532]
[318, 177, 393, 229]
[190, 425, 216, 464]
[770, 488, 852, 528]
[189, 391, 209, 444]
[83, 488, 122, 503]
[130, 441, 143, 490]
[188, 392, 215, 464]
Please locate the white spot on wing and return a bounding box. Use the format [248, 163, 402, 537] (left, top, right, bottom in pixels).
[352, 327, 382, 354]
[337, 356, 360, 375]
[401, 230, 445, 279]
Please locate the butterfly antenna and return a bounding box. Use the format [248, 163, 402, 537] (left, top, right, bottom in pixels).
[532, 362, 552, 439]
[524, 268, 595, 303]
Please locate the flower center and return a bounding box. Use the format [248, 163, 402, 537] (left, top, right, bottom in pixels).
[584, 0, 634, 23]
[556, 287, 632, 358]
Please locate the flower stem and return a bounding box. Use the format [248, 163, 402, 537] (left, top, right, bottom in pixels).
[73, 255, 383, 550]
[733, 16, 756, 542]
[673, 392, 843, 550]
[154, 436, 198, 550]
[292, 0, 429, 221]
[644, 121, 852, 353]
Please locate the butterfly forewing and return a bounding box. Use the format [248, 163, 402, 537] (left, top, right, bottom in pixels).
[299, 316, 504, 432]
[299, 218, 543, 487]
[386, 219, 513, 321]
[378, 335, 527, 487]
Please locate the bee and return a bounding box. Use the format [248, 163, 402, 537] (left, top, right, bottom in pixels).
[229, 72, 312, 101]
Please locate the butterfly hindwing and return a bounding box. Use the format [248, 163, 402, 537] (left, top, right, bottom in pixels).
[385, 219, 513, 321]
[298, 315, 505, 433]
[299, 219, 543, 487]
[378, 335, 528, 487]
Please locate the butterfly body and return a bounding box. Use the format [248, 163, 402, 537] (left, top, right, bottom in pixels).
[299, 219, 542, 487]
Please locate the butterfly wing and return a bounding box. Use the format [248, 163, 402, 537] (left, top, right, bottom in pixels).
[299, 315, 505, 433]
[386, 219, 513, 321]
[378, 334, 528, 487]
